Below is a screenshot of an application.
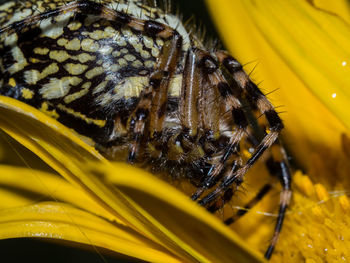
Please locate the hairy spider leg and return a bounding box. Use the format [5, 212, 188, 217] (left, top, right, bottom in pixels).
[127, 84, 153, 162]
[191, 49, 248, 200]
[220, 131, 286, 221]
[264, 142, 292, 259]
[200, 51, 291, 259]
[167, 47, 229, 168]
[222, 147, 288, 224]
[198, 50, 284, 205]
[127, 33, 182, 162]
[146, 34, 182, 158]
[223, 183, 272, 223]
[179, 48, 200, 138]
[207, 129, 282, 215]
[168, 48, 205, 164]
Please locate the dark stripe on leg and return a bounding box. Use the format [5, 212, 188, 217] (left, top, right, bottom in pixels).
[246, 144, 269, 167]
[264, 204, 287, 259]
[232, 108, 248, 129]
[265, 160, 291, 259]
[224, 184, 272, 225]
[207, 188, 234, 213]
[198, 56, 219, 74]
[144, 21, 166, 36]
[246, 81, 264, 101]
[265, 110, 284, 131]
[222, 56, 243, 73]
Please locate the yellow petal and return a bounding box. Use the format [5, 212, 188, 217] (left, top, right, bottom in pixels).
[0, 202, 180, 263]
[94, 162, 268, 263]
[0, 165, 116, 222]
[206, 0, 350, 169]
[312, 0, 350, 24]
[0, 96, 264, 262]
[0, 126, 54, 170]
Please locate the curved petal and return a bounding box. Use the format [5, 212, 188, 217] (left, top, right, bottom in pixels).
[0, 202, 180, 263]
[91, 162, 267, 263]
[0, 165, 116, 222]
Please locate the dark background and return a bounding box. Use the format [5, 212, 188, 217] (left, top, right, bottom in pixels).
[0, 0, 219, 262]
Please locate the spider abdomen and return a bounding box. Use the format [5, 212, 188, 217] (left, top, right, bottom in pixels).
[0, 0, 189, 145]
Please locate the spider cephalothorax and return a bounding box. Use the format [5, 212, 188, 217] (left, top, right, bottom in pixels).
[0, 0, 292, 259]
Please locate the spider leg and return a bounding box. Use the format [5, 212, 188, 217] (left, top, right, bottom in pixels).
[264, 143, 292, 259]
[198, 49, 284, 205]
[215, 51, 283, 133]
[127, 31, 182, 162]
[209, 131, 275, 218]
[223, 183, 272, 224]
[197, 119, 280, 206]
[166, 48, 204, 164]
[206, 160, 241, 213]
[146, 33, 183, 158]
[196, 51, 221, 140]
[190, 49, 248, 200]
[166, 47, 216, 165]
[223, 132, 281, 224]
[207, 51, 291, 259]
[207, 187, 234, 213]
[198, 139, 291, 260]
[187, 48, 225, 165]
[168, 48, 233, 184]
[127, 35, 182, 162]
[221, 143, 281, 224]
[126, 85, 153, 162]
[179, 48, 201, 138]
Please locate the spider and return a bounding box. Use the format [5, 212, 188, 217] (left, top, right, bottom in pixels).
[0, 0, 292, 259]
